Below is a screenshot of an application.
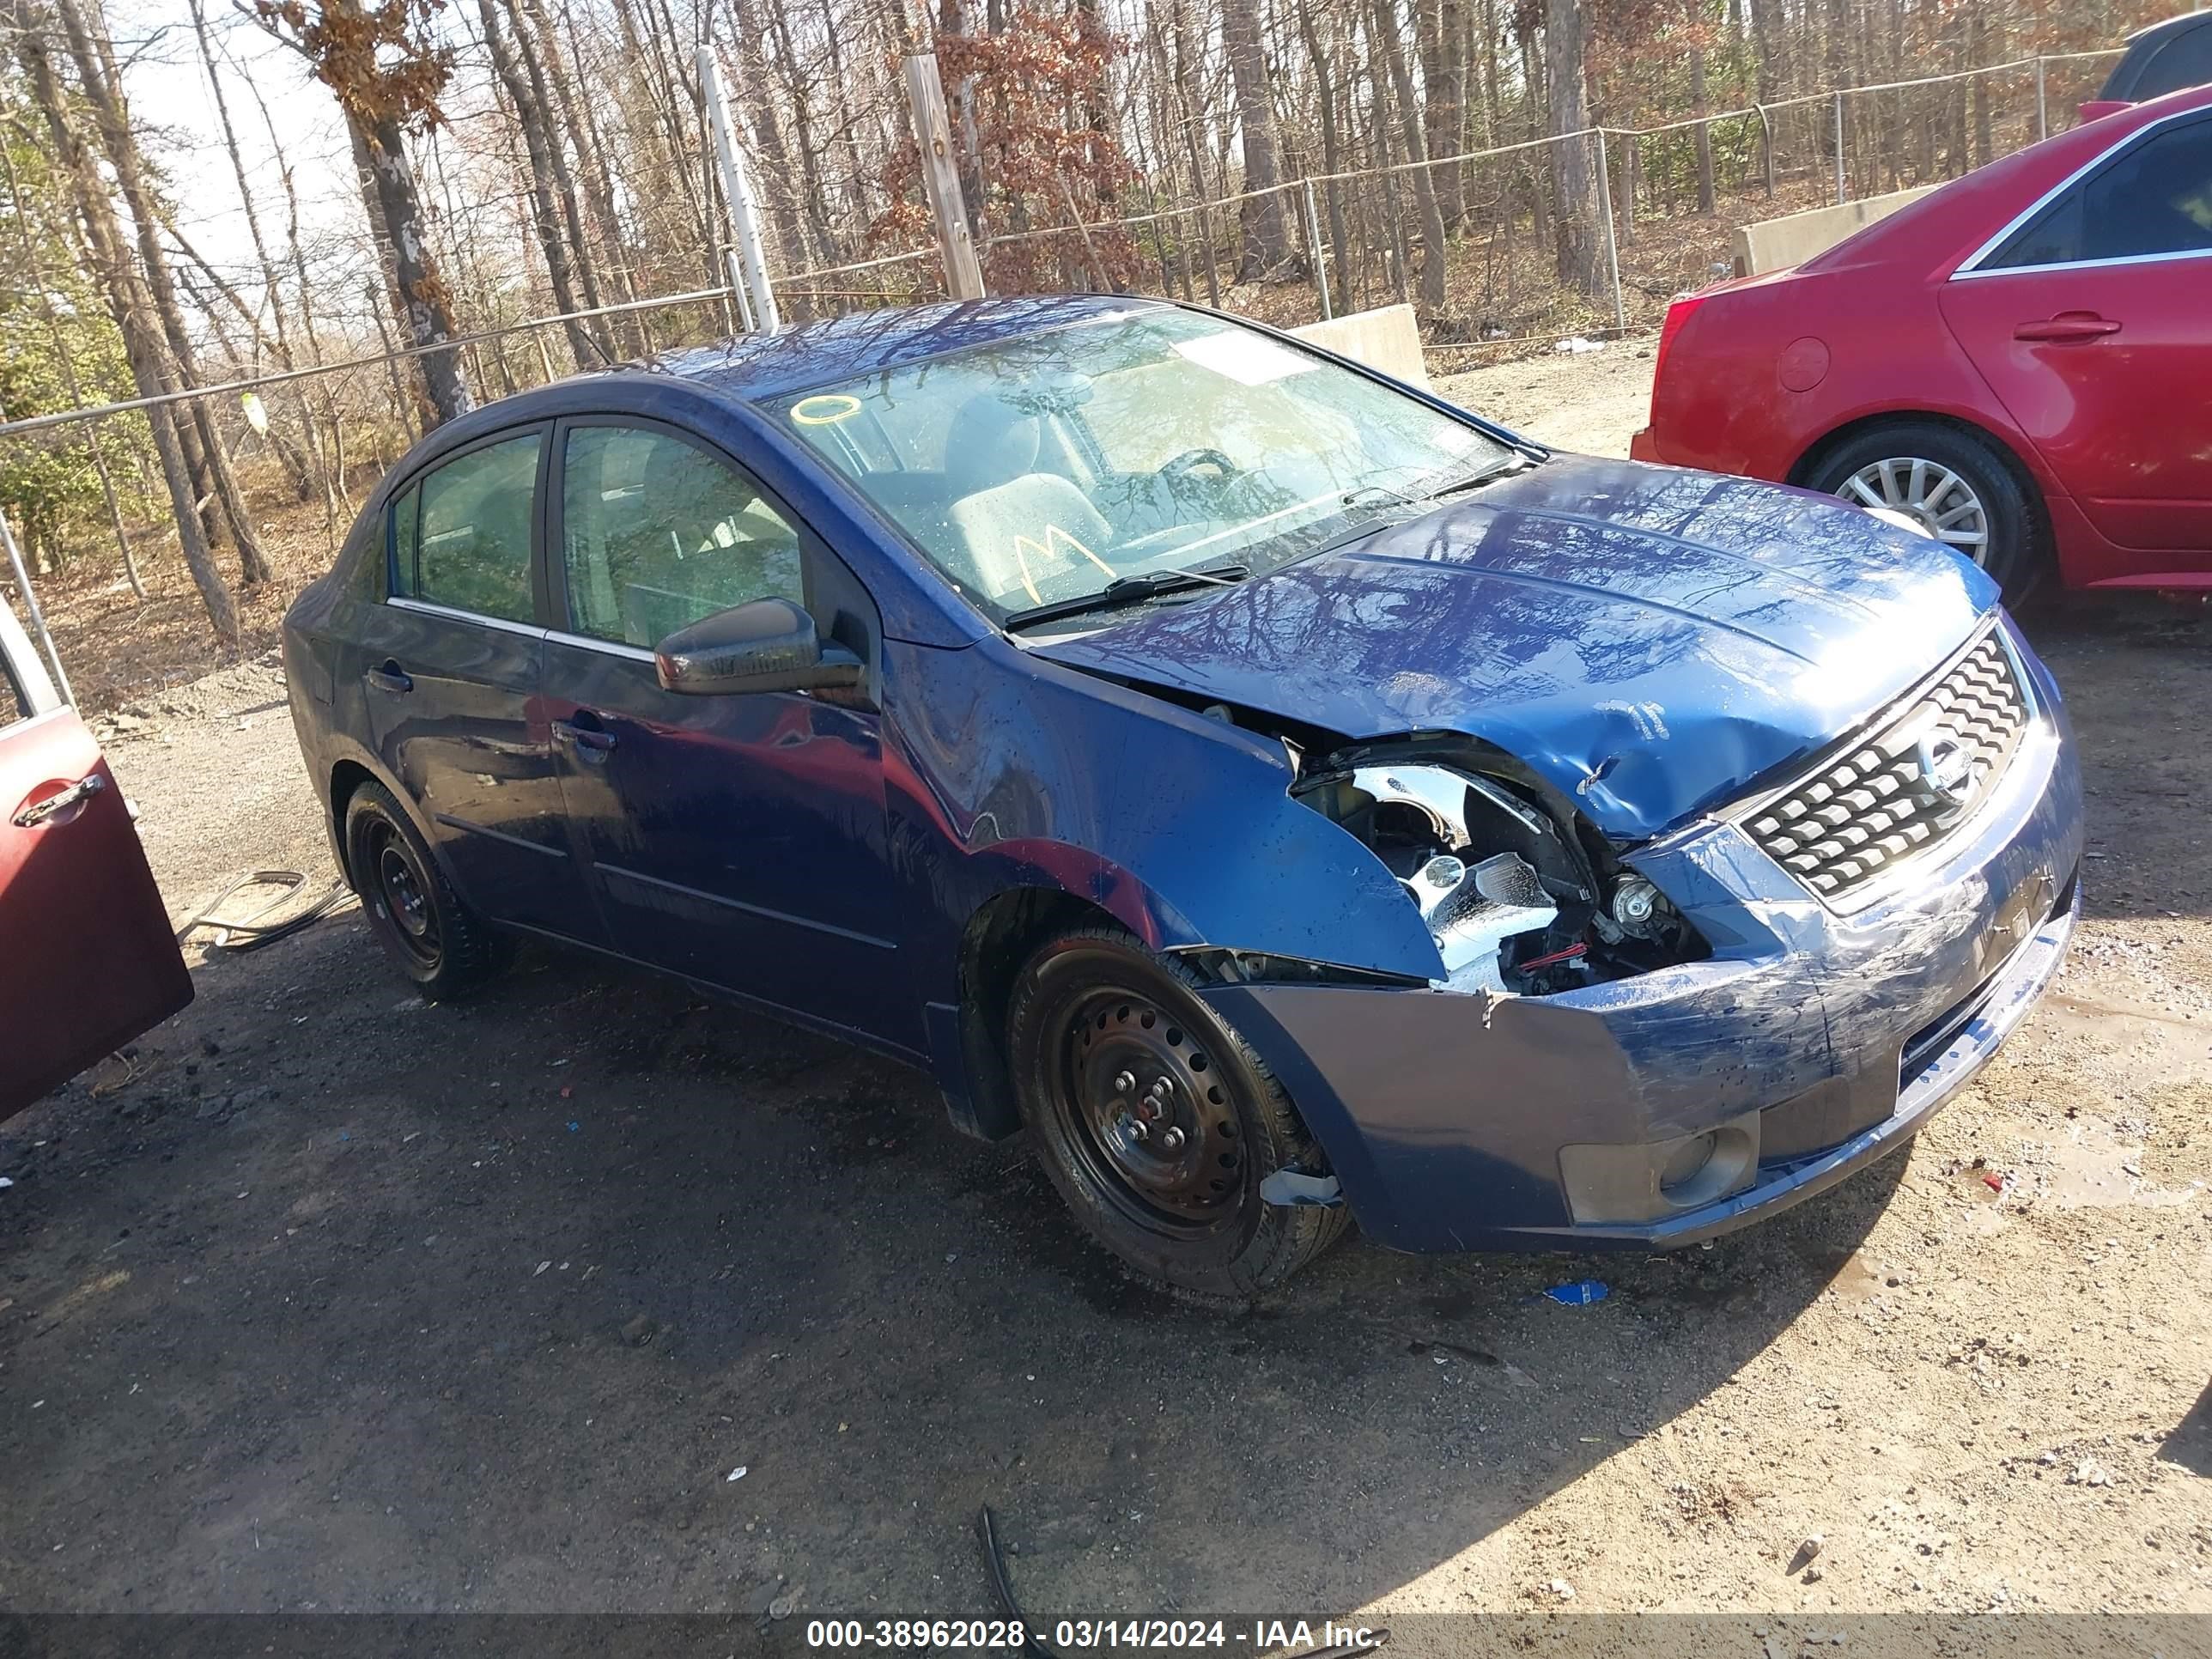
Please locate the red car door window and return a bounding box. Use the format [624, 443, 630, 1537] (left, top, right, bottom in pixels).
[1940, 113, 2212, 563]
[0, 600, 192, 1119]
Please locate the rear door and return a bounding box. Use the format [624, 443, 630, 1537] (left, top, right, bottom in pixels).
[0, 596, 191, 1119]
[538, 418, 906, 1044]
[356, 426, 606, 945]
[1939, 108, 2212, 564]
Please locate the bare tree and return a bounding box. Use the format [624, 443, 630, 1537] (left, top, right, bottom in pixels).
[1221, 0, 1289, 278]
[1543, 0, 1601, 296]
[250, 0, 474, 425]
[8, 0, 240, 643]
[53, 0, 273, 583]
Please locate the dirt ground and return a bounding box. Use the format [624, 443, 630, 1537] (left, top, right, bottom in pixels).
[4, 354, 2210, 1645]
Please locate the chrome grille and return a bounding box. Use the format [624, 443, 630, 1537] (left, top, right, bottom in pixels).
[1744, 629, 2031, 901]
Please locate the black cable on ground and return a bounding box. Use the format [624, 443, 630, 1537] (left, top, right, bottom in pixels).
[174, 869, 356, 953]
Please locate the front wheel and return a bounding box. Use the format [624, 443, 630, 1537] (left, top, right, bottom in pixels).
[1005, 926, 1347, 1296]
[1806, 422, 2050, 604]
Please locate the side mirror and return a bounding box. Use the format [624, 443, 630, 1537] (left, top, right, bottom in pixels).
[654, 598, 864, 696]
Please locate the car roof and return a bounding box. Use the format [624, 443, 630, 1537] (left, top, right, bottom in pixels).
[1798, 81, 2212, 273]
[2124, 6, 2210, 45]
[634, 293, 1176, 404]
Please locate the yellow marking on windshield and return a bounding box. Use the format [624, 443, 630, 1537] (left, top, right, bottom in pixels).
[791, 393, 863, 426]
[1012, 524, 1115, 605]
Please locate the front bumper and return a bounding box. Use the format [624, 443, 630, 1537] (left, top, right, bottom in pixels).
[1203, 623, 2084, 1254]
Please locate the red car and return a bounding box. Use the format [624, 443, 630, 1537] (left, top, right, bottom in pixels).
[1, 591, 191, 1120]
[1632, 85, 2212, 599]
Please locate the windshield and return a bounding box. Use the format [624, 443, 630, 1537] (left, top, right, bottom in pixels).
[768, 307, 1514, 625]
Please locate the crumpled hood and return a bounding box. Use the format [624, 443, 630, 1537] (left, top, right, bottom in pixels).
[1033, 455, 1998, 842]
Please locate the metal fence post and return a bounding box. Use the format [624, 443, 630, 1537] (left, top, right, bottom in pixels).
[1833, 92, 1847, 202]
[1303, 179, 1333, 321]
[1594, 127, 1626, 332]
[2035, 57, 2049, 141]
[902, 52, 987, 301]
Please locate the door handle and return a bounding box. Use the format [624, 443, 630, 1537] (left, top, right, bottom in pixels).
[2014, 313, 2121, 343]
[364, 661, 413, 694]
[551, 717, 617, 762]
[13, 772, 106, 829]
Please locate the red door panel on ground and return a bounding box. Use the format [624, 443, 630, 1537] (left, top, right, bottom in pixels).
[1937, 111, 2212, 567]
[1, 609, 191, 1120]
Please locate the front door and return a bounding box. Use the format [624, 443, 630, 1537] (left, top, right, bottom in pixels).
[1940, 110, 2212, 563]
[0, 596, 191, 1119]
[538, 419, 906, 1045]
[357, 427, 604, 944]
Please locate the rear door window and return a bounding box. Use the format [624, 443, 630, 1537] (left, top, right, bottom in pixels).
[2077, 118, 2212, 259]
[1984, 116, 2212, 270]
[391, 433, 543, 624]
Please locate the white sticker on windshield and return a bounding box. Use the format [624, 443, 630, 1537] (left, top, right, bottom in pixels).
[1171, 331, 1317, 386]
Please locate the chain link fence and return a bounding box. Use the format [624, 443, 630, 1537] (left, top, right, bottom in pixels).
[0, 42, 2127, 653]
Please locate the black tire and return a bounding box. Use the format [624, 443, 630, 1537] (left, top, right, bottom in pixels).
[1806, 422, 2050, 605]
[343, 780, 508, 1000]
[1006, 925, 1347, 1296]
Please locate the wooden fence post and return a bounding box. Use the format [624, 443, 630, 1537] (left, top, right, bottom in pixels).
[902, 53, 986, 301]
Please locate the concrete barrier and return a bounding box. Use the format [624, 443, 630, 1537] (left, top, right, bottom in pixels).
[1291, 303, 1431, 391]
[1731, 185, 1939, 276]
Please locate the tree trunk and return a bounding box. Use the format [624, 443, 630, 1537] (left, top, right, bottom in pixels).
[359, 114, 474, 426]
[1543, 0, 1601, 298]
[480, 0, 597, 368]
[10, 3, 238, 645]
[237, 57, 349, 513]
[0, 133, 144, 597]
[53, 0, 274, 585]
[1692, 46, 1716, 213]
[187, 0, 325, 509]
[1428, 0, 1468, 230]
[1222, 0, 1290, 279]
[1295, 0, 1354, 312]
[1375, 0, 1448, 311]
[505, 0, 615, 352]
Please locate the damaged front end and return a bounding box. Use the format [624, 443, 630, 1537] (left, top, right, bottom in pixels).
[1287, 741, 1710, 996]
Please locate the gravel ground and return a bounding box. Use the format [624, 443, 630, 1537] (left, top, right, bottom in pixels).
[3, 359, 2209, 1644]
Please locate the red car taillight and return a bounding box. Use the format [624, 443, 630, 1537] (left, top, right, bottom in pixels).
[1650, 292, 1710, 423]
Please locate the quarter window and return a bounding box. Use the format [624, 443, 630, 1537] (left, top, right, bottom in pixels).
[559, 425, 805, 648]
[393, 434, 542, 623]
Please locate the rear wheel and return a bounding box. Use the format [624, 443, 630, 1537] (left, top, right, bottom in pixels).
[343, 780, 508, 1000]
[1807, 422, 2049, 603]
[1006, 926, 1346, 1296]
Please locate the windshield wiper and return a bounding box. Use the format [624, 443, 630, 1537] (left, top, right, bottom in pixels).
[1425, 453, 1539, 501]
[1002, 563, 1251, 631]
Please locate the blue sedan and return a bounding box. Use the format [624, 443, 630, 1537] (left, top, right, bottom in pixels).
[283, 295, 2082, 1294]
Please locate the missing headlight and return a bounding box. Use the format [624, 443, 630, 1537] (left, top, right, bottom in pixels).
[1294, 753, 1707, 994]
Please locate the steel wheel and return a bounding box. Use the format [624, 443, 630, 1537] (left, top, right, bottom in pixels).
[1054, 988, 1248, 1235]
[341, 779, 508, 998]
[1838, 457, 1990, 563]
[1005, 926, 1347, 1294]
[367, 823, 441, 969]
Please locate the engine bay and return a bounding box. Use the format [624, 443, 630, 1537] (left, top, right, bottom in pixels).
[1291, 749, 1707, 994]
